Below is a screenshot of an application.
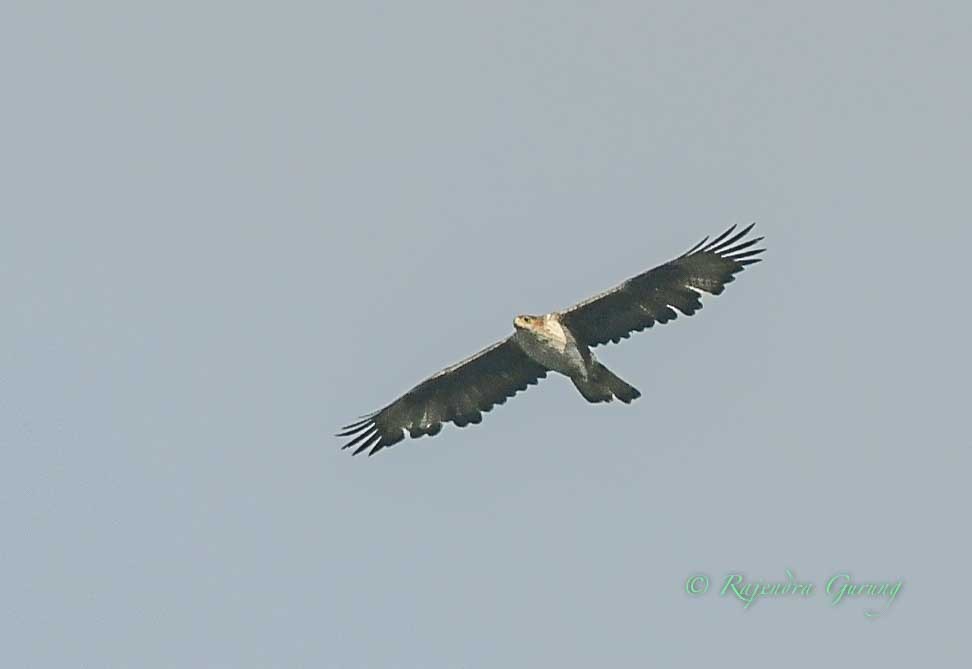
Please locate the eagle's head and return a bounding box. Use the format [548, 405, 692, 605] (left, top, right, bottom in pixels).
[514, 314, 542, 331]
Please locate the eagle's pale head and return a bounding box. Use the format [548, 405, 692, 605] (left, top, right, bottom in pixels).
[514, 314, 542, 331]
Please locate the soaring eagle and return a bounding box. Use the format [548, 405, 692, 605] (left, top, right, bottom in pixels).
[339, 224, 764, 455]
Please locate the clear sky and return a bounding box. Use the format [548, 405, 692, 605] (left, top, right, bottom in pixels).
[3, 1, 969, 666]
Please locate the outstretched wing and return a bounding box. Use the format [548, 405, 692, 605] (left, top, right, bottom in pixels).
[559, 223, 765, 347]
[337, 337, 548, 456]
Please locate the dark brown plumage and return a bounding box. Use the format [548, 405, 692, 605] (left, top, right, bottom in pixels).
[339, 223, 764, 455]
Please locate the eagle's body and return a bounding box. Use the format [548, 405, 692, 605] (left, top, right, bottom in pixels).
[512, 313, 639, 404]
[512, 314, 585, 378]
[339, 224, 765, 455]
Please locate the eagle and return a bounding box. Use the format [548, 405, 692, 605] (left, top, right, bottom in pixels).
[338, 223, 764, 455]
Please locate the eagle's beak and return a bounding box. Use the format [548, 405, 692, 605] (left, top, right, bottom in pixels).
[514, 316, 527, 330]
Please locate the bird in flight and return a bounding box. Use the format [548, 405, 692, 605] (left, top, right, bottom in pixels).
[338, 223, 764, 455]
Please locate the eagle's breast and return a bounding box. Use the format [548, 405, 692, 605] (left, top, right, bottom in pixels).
[513, 314, 590, 379]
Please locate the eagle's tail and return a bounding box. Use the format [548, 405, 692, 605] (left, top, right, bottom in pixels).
[572, 363, 641, 404]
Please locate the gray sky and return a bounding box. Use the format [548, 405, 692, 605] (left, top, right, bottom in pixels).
[3, 1, 970, 666]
